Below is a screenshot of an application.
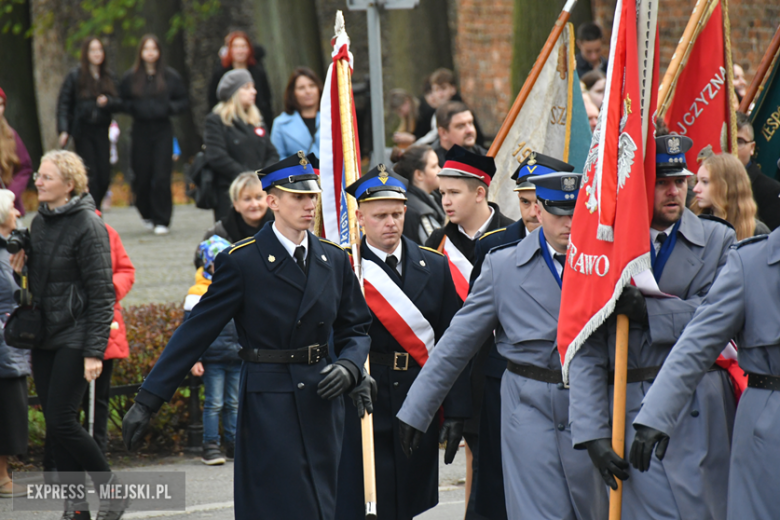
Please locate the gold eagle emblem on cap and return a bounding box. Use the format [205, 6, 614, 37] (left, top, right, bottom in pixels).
[527, 152, 537, 166]
[378, 164, 389, 184]
[297, 151, 308, 169]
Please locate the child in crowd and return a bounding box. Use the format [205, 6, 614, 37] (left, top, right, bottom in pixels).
[187, 236, 241, 465]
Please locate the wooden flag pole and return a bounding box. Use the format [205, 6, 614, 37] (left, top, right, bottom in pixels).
[335, 29, 378, 517]
[657, 0, 717, 118]
[739, 24, 780, 113]
[487, 0, 578, 157]
[609, 314, 630, 520]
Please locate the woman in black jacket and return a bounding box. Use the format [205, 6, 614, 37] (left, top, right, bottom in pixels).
[392, 145, 446, 244]
[120, 34, 189, 236]
[10, 151, 118, 519]
[207, 31, 273, 128]
[204, 69, 279, 221]
[56, 37, 121, 210]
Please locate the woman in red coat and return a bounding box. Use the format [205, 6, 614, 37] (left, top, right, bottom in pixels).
[82, 221, 135, 451]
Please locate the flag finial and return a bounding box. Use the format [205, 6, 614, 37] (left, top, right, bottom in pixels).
[335, 10, 346, 38]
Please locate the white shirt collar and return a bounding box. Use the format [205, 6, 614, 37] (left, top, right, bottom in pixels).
[649, 224, 675, 253]
[546, 241, 565, 277]
[366, 239, 403, 275]
[272, 222, 309, 260]
[458, 206, 495, 240]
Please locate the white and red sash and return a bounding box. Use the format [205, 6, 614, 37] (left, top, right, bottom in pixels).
[439, 235, 472, 301]
[362, 257, 435, 366]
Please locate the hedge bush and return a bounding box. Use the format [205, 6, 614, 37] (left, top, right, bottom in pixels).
[27, 303, 202, 453]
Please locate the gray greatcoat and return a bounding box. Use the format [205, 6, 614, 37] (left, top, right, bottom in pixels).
[398, 228, 608, 520]
[635, 228, 780, 520]
[569, 209, 736, 520]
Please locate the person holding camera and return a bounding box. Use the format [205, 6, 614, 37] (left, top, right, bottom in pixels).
[9, 150, 120, 519]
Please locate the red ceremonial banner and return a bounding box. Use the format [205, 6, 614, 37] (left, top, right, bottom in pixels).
[557, 0, 656, 382]
[663, 1, 734, 164]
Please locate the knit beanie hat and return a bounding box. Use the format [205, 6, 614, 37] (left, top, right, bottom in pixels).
[198, 235, 233, 279]
[0, 87, 6, 103]
[217, 69, 253, 102]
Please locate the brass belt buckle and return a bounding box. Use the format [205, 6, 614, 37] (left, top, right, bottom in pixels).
[307, 344, 321, 365]
[393, 352, 409, 371]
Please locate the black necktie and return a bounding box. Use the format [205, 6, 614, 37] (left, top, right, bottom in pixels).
[657, 232, 668, 245]
[385, 255, 400, 277]
[294, 246, 306, 274]
[554, 253, 566, 279]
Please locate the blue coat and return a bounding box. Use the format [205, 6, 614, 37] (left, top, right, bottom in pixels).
[336, 237, 466, 520]
[271, 111, 320, 157]
[0, 246, 28, 379]
[136, 223, 372, 520]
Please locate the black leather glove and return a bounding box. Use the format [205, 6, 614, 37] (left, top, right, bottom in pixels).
[584, 438, 630, 490]
[438, 418, 465, 465]
[629, 424, 670, 472]
[122, 402, 152, 451]
[317, 362, 355, 400]
[348, 370, 377, 418]
[398, 419, 424, 459]
[614, 286, 648, 324]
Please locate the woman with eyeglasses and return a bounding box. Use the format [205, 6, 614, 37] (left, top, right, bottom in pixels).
[11, 151, 119, 519]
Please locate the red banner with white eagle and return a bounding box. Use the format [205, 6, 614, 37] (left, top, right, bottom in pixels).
[661, 0, 737, 163]
[557, 0, 657, 382]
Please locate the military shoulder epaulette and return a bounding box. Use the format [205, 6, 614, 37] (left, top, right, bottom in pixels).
[698, 214, 735, 230]
[228, 238, 255, 254]
[478, 227, 506, 241]
[731, 234, 769, 249]
[319, 237, 349, 252]
[487, 239, 521, 255]
[419, 246, 444, 256]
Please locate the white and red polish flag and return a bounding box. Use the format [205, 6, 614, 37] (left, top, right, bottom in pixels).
[557, 0, 658, 382]
[319, 17, 361, 246]
[362, 259, 435, 366]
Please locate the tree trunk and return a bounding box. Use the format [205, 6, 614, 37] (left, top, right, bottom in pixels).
[0, 1, 43, 169]
[511, 0, 593, 95]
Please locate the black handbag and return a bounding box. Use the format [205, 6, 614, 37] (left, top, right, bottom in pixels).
[4, 227, 67, 349]
[186, 148, 219, 210]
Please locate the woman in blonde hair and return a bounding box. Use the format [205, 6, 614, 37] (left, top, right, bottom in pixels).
[0, 88, 32, 215]
[8, 150, 119, 518]
[204, 69, 278, 221]
[690, 152, 771, 240]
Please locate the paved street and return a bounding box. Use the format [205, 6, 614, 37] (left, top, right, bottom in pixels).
[4, 203, 469, 520]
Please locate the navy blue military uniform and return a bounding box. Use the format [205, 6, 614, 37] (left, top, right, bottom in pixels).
[336, 165, 468, 519]
[133, 153, 372, 520]
[467, 152, 575, 519]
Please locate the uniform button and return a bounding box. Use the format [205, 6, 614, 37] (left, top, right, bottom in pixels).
[317, 322, 324, 327]
[297, 383, 305, 389]
[557, 423, 565, 431]
[393, 382, 399, 387]
[557, 382, 565, 390]
[690, 410, 699, 417]
[296, 320, 302, 328]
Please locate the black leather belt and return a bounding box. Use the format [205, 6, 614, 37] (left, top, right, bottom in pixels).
[609, 364, 724, 384]
[747, 373, 780, 391]
[369, 351, 417, 371]
[506, 361, 563, 385]
[239, 344, 328, 365]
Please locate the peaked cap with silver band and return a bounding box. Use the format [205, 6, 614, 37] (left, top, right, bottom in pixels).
[345, 164, 408, 203]
[656, 135, 694, 177]
[257, 151, 322, 193]
[512, 151, 575, 192]
[528, 172, 582, 216]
